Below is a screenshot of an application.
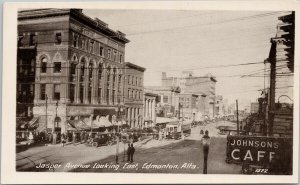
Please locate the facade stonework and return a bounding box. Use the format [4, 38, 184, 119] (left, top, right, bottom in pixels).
[124, 62, 145, 128]
[18, 9, 131, 133]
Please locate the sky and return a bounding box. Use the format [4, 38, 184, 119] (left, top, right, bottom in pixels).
[83, 9, 291, 107]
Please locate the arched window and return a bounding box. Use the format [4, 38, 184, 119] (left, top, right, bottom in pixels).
[79, 58, 86, 103]
[41, 57, 48, 73]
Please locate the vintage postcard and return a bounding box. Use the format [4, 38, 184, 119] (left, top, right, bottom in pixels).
[1, 1, 299, 184]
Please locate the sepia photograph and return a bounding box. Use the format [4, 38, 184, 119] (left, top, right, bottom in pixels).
[1, 1, 299, 184]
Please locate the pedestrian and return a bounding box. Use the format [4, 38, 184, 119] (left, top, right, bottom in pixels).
[84, 131, 88, 143]
[130, 143, 135, 163]
[127, 143, 131, 162]
[52, 132, 57, 145]
[61, 133, 66, 147]
[48, 132, 52, 143]
[28, 132, 34, 144]
[201, 130, 211, 174]
[72, 131, 76, 145]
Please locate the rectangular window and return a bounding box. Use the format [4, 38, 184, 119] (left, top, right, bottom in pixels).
[113, 51, 117, 61]
[80, 85, 84, 103]
[29, 33, 37, 46]
[107, 49, 111, 59]
[128, 75, 130, 84]
[53, 84, 60, 100]
[119, 54, 123, 63]
[73, 33, 78, 47]
[53, 62, 61, 73]
[98, 88, 102, 103]
[163, 96, 168, 103]
[55, 32, 62, 45]
[81, 38, 85, 49]
[30, 59, 35, 74]
[40, 84, 46, 100]
[41, 61, 47, 73]
[100, 46, 104, 56]
[18, 35, 24, 47]
[90, 40, 94, 53]
[70, 84, 75, 103]
[128, 89, 131, 98]
[106, 89, 110, 103]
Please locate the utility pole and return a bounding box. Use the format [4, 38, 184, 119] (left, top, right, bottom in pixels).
[268, 40, 277, 136]
[236, 99, 239, 135]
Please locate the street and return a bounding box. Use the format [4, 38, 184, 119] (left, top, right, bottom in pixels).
[16, 121, 241, 174]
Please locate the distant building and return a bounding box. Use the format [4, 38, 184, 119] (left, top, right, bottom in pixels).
[178, 93, 200, 120]
[17, 9, 129, 133]
[215, 95, 224, 116]
[161, 72, 216, 117]
[124, 62, 145, 128]
[145, 86, 180, 118]
[143, 90, 158, 128]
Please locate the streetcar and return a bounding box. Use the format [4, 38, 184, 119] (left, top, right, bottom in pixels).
[165, 120, 192, 140]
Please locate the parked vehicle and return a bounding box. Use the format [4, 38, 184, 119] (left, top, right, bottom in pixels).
[88, 133, 116, 147]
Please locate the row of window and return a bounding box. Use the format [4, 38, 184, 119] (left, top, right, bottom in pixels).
[179, 97, 190, 102]
[18, 59, 35, 76]
[40, 84, 60, 101]
[18, 32, 62, 47]
[127, 89, 143, 100]
[72, 32, 123, 64]
[127, 75, 142, 86]
[40, 58, 62, 73]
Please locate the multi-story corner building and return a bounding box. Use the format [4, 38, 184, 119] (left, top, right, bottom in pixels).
[143, 90, 158, 128]
[124, 62, 145, 128]
[161, 71, 217, 117]
[17, 9, 129, 133]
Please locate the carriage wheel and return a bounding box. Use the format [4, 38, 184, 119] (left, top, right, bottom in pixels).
[92, 142, 98, 147]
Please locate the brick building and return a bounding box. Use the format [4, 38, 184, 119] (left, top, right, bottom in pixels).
[161, 72, 216, 117]
[124, 62, 145, 128]
[17, 9, 130, 133]
[178, 93, 200, 120]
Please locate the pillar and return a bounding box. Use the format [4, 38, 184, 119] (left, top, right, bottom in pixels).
[83, 63, 89, 104]
[75, 64, 80, 104]
[92, 66, 98, 104]
[152, 99, 155, 121]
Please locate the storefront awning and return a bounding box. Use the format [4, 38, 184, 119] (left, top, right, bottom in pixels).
[92, 116, 113, 128]
[67, 120, 90, 130]
[18, 117, 39, 129]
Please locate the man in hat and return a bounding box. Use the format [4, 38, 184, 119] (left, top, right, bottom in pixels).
[201, 130, 211, 174]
